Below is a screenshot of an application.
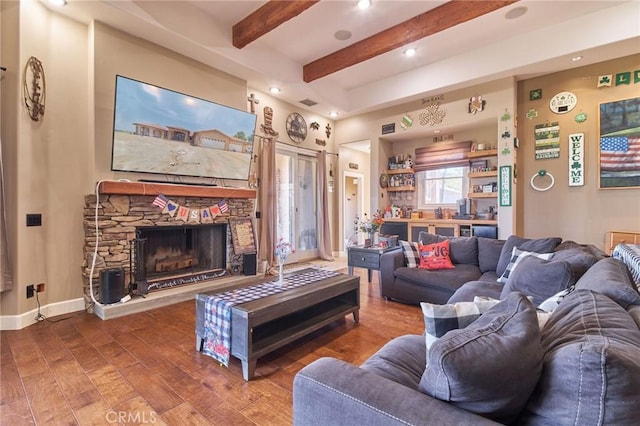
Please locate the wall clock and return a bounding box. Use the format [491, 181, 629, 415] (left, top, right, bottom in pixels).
[286, 112, 307, 144]
[379, 172, 389, 188]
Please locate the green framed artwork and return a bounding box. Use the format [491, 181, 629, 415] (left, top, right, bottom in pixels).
[598, 96, 640, 189]
[499, 165, 512, 207]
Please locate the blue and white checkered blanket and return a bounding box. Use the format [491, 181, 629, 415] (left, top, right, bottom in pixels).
[201, 268, 340, 366]
[613, 243, 640, 289]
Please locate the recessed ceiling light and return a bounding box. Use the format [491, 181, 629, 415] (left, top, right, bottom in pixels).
[329, 112, 339, 118]
[571, 56, 583, 62]
[404, 48, 417, 57]
[334, 30, 352, 41]
[47, 0, 67, 5]
[269, 87, 281, 94]
[505, 6, 527, 20]
[357, 0, 372, 10]
[434, 130, 441, 134]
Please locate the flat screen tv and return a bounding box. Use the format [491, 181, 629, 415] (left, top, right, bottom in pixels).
[111, 75, 257, 181]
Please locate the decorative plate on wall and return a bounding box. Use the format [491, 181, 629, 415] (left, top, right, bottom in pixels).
[286, 112, 307, 144]
[379, 172, 389, 188]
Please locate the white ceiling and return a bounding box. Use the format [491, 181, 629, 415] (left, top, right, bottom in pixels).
[45, 1, 639, 119]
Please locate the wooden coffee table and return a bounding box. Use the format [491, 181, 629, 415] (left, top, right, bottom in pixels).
[195, 269, 360, 380]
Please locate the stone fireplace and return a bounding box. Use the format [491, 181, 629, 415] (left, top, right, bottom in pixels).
[82, 181, 257, 312]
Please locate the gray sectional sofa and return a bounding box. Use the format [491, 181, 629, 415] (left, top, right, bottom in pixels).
[293, 235, 640, 425]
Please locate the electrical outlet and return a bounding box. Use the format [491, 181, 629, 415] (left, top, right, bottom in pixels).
[26, 284, 35, 298]
[36, 283, 45, 293]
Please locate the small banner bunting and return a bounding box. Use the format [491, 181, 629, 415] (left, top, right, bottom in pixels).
[597, 75, 612, 87]
[163, 200, 179, 217]
[176, 206, 189, 222]
[210, 205, 220, 219]
[200, 207, 213, 223]
[188, 209, 201, 223]
[152, 194, 168, 209]
[615, 72, 631, 85]
[219, 200, 229, 214]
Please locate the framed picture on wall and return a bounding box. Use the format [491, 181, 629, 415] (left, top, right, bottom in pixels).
[598, 97, 640, 189]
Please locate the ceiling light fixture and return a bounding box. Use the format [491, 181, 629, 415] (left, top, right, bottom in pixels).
[571, 56, 583, 62]
[47, 0, 67, 5]
[269, 87, 281, 94]
[404, 48, 417, 57]
[505, 6, 527, 20]
[334, 30, 352, 41]
[329, 112, 339, 118]
[357, 0, 372, 11]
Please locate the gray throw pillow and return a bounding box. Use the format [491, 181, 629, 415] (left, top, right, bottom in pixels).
[574, 257, 640, 308]
[437, 236, 478, 265]
[419, 293, 543, 424]
[496, 235, 562, 277]
[500, 256, 576, 306]
[497, 247, 554, 284]
[418, 231, 439, 245]
[477, 237, 505, 273]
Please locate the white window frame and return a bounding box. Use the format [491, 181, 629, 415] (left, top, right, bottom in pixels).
[416, 166, 469, 210]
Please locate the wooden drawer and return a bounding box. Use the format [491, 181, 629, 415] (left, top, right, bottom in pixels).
[348, 250, 381, 269]
[605, 231, 640, 255]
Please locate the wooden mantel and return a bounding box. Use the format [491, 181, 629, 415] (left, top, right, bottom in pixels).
[99, 181, 257, 199]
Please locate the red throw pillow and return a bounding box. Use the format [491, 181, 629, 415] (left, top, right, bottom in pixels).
[418, 240, 455, 270]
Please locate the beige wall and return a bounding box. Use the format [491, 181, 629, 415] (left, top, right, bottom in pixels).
[1, 0, 89, 318]
[517, 54, 640, 248]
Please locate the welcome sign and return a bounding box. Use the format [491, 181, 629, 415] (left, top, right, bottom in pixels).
[568, 133, 585, 186]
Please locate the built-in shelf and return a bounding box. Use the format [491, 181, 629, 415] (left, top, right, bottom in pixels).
[386, 168, 414, 175]
[468, 170, 498, 178]
[469, 192, 498, 199]
[467, 149, 498, 159]
[99, 181, 257, 199]
[388, 186, 415, 192]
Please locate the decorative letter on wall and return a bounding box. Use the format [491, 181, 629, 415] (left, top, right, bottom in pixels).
[568, 133, 584, 186]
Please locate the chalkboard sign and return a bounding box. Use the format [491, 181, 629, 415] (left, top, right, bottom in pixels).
[229, 218, 257, 254]
[381, 123, 396, 135]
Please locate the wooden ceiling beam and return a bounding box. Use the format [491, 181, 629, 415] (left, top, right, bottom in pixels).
[233, 0, 320, 49]
[303, 0, 519, 83]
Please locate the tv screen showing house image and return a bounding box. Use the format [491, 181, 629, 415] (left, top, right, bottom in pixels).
[111, 75, 257, 181]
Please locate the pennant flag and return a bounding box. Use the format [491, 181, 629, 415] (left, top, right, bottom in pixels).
[163, 200, 179, 217]
[597, 75, 612, 87]
[600, 136, 640, 172]
[188, 209, 201, 223]
[152, 194, 168, 209]
[200, 207, 213, 223]
[218, 200, 229, 214]
[615, 72, 631, 86]
[210, 205, 220, 219]
[635, 70, 640, 84]
[176, 206, 190, 222]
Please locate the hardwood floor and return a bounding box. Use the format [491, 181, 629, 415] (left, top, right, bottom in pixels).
[1, 269, 422, 425]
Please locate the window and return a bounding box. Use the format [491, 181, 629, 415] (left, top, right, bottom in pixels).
[416, 166, 469, 209]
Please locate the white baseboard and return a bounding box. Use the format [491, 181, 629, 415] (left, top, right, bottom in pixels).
[0, 298, 85, 330]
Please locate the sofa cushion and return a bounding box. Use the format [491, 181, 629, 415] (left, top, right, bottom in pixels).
[574, 257, 640, 309]
[395, 264, 482, 294]
[418, 240, 455, 270]
[421, 297, 500, 350]
[360, 334, 426, 390]
[477, 237, 505, 273]
[418, 231, 440, 245]
[419, 293, 543, 424]
[551, 246, 601, 281]
[447, 280, 503, 303]
[497, 247, 554, 283]
[496, 235, 562, 277]
[521, 290, 640, 425]
[500, 256, 576, 306]
[399, 240, 420, 268]
[437, 236, 479, 266]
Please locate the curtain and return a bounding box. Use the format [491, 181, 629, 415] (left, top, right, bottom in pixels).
[414, 140, 473, 171]
[258, 137, 277, 268]
[0, 137, 13, 292]
[317, 151, 334, 261]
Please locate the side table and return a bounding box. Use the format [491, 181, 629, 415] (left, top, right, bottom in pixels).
[348, 245, 401, 283]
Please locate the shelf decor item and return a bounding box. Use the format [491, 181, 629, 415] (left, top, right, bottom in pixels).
[274, 238, 293, 285]
[355, 212, 384, 246]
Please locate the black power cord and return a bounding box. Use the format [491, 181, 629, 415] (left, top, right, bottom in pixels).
[34, 291, 83, 323]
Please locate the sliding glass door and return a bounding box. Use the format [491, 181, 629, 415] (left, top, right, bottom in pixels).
[275, 148, 318, 263]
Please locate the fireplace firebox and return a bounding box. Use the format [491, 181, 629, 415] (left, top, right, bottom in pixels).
[134, 224, 227, 292]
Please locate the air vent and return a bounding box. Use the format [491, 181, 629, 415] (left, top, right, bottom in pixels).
[299, 98, 317, 107]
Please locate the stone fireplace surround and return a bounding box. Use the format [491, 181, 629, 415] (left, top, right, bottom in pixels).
[82, 181, 257, 319]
